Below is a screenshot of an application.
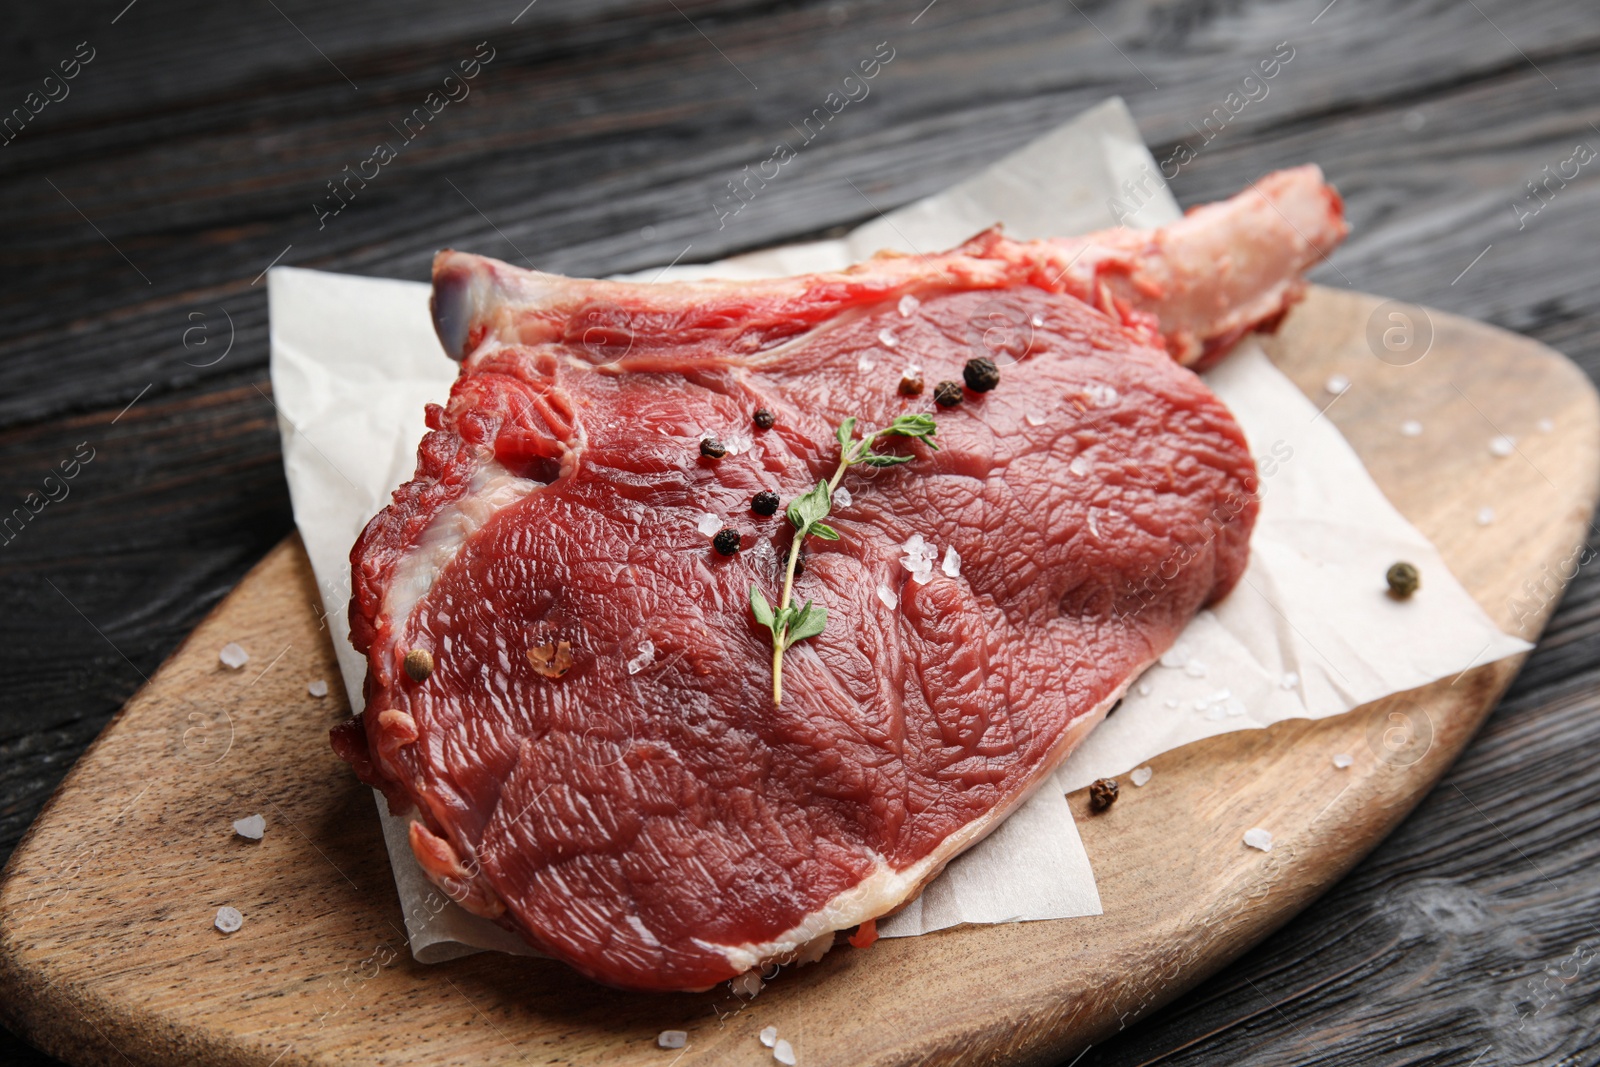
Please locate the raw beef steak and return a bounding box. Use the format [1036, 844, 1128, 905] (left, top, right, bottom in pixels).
[334, 167, 1347, 991]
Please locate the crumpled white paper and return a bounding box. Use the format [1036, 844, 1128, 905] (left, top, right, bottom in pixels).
[268, 98, 1528, 960]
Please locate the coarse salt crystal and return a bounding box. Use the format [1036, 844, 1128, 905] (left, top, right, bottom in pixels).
[219, 642, 249, 670]
[1081, 384, 1119, 407]
[857, 355, 876, 373]
[1087, 510, 1103, 539]
[1159, 643, 1190, 669]
[774, 1038, 797, 1066]
[307, 679, 329, 698]
[1025, 411, 1046, 427]
[697, 512, 721, 537]
[832, 486, 852, 509]
[1333, 753, 1354, 769]
[901, 533, 927, 556]
[1324, 374, 1350, 395]
[233, 814, 265, 841]
[760, 1025, 779, 1048]
[1184, 660, 1208, 678]
[897, 294, 919, 318]
[1476, 506, 1496, 526]
[877, 328, 899, 348]
[1205, 704, 1226, 721]
[1137, 682, 1152, 697]
[1400, 420, 1423, 437]
[1130, 766, 1153, 787]
[1030, 313, 1044, 328]
[658, 1030, 688, 1049]
[910, 567, 935, 586]
[1068, 455, 1091, 477]
[1538, 417, 1555, 433]
[1243, 828, 1274, 852]
[627, 640, 655, 675]
[877, 586, 898, 609]
[214, 906, 243, 934]
[1280, 671, 1299, 690]
[941, 546, 960, 578]
[730, 970, 764, 998]
[1489, 435, 1515, 458]
[723, 431, 753, 455]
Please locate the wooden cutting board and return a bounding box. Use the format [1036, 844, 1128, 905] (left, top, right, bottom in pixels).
[2, 287, 1596, 1067]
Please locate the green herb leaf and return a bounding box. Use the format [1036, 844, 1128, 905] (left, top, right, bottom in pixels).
[787, 480, 832, 531]
[749, 584, 774, 628]
[810, 522, 841, 541]
[856, 451, 914, 468]
[786, 600, 828, 644]
[887, 413, 940, 450]
[835, 416, 858, 455]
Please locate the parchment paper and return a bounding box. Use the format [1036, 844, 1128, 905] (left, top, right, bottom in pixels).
[268, 98, 1528, 960]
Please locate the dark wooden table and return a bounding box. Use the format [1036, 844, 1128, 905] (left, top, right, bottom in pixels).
[3, 1, 1597, 1064]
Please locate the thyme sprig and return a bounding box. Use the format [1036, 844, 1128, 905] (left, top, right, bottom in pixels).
[750, 413, 938, 704]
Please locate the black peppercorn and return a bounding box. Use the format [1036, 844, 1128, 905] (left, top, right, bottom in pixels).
[751, 490, 780, 516]
[1088, 777, 1119, 813]
[753, 408, 775, 430]
[1386, 561, 1420, 599]
[963, 356, 1001, 393]
[898, 372, 925, 397]
[700, 438, 728, 459]
[933, 380, 963, 408]
[712, 528, 741, 556]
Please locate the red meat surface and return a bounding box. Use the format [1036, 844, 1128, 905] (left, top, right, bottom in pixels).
[335, 167, 1348, 991]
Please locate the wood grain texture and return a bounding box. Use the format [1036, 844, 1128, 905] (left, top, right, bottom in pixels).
[4, 0, 1600, 1063]
[1, 288, 1593, 1067]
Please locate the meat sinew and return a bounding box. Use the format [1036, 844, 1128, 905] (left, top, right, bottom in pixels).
[333, 166, 1348, 991]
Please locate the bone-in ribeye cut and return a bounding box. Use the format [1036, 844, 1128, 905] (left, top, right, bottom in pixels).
[332, 166, 1348, 991]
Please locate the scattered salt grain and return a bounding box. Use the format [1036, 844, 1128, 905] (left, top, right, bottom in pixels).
[1130, 766, 1153, 787]
[1324, 373, 1350, 395]
[1183, 660, 1208, 679]
[832, 486, 852, 509]
[1243, 828, 1274, 852]
[877, 328, 899, 348]
[877, 586, 898, 610]
[214, 906, 243, 934]
[1538, 417, 1555, 433]
[1137, 682, 1152, 697]
[1476, 506, 1496, 526]
[233, 814, 265, 841]
[1280, 671, 1299, 690]
[730, 970, 764, 998]
[941, 546, 961, 578]
[1159, 643, 1191, 669]
[658, 1030, 688, 1050]
[897, 294, 919, 318]
[774, 1038, 797, 1066]
[1400, 420, 1423, 437]
[857, 355, 876, 373]
[899, 533, 939, 585]
[697, 512, 721, 537]
[910, 567, 935, 586]
[307, 679, 329, 698]
[1204, 704, 1226, 721]
[627, 640, 656, 675]
[1489, 435, 1516, 458]
[219, 642, 249, 670]
[1030, 313, 1044, 328]
[760, 1025, 779, 1048]
[1024, 411, 1046, 427]
[1333, 753, 1354, 769]
[723, 431, 753, 456]
[1068, 455, 1091, 477]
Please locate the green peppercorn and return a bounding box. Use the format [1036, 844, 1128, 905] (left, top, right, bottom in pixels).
[751, 491, 780, 516]
[700, 438, 728, 459]
[753, 408, 775, 430]
[963, 356, 1001, 392]
[712, 528, 741, 556]
[933, 380, 963, 408]
[1386, 561, 1420, 599]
